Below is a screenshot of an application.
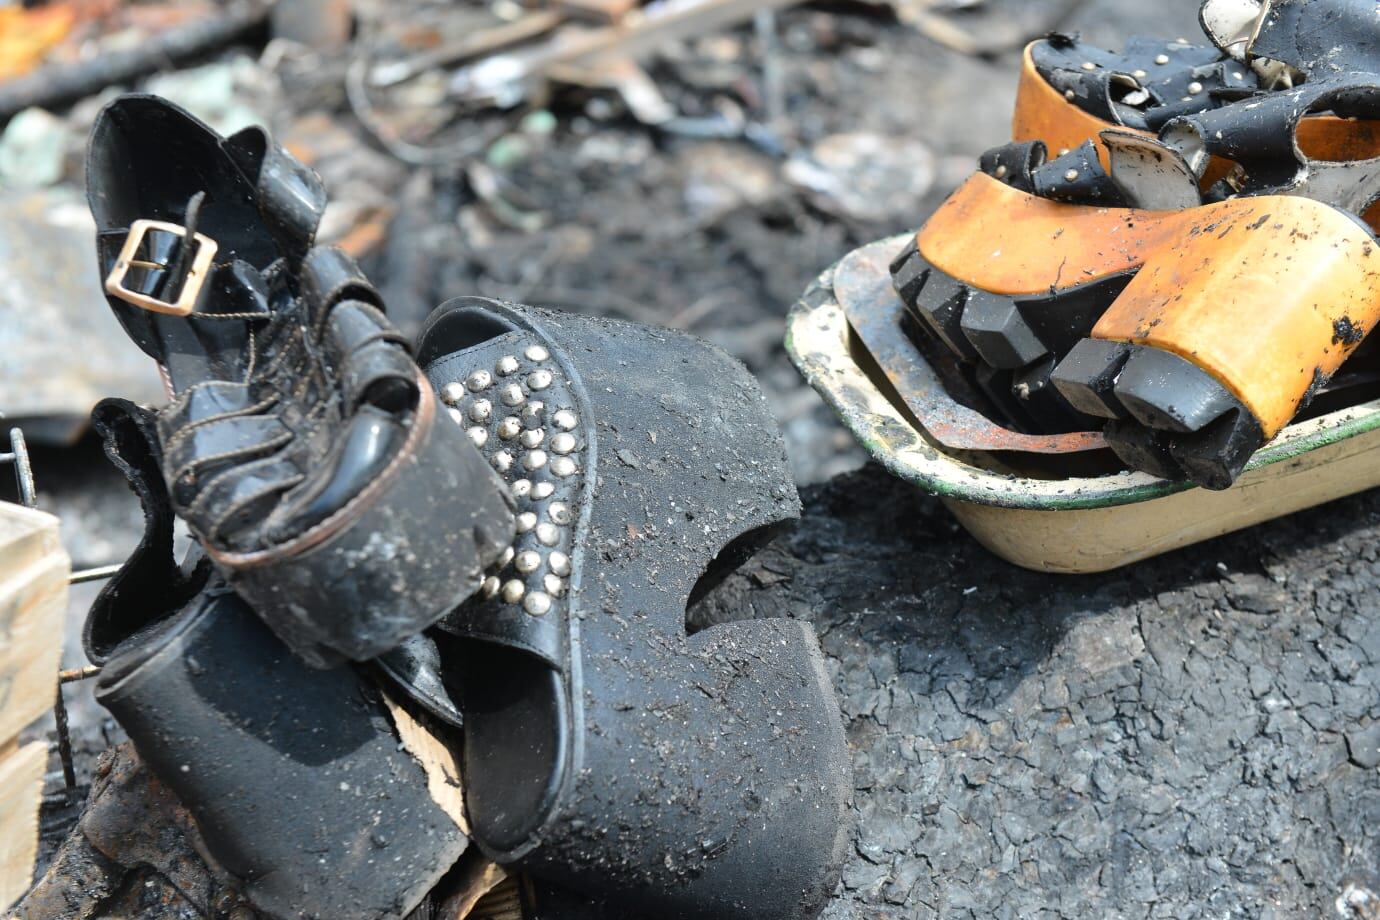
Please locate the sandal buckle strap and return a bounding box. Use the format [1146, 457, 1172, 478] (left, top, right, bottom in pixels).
[104, 219, 219, 317]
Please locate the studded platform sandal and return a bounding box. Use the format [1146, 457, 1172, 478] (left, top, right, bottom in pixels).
[84, 398, 470, 920]
[86, 95, 514, 666]
[889, 0, 1380, 487]
[413, 298, 851, 920]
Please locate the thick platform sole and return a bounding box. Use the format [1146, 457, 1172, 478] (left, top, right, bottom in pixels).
[95, 589, 468, 919]
[889, 235, 1119, 433]
[419, 300, 851, 920]
[897, 172, 1380, 487]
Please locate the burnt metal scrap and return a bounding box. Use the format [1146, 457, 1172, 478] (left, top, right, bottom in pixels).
[872, 0, 1380, 489]
[837, 241, 1107, 453]
[346, 0, 814, 164]
[345, 0, 1077, 165]
[0, 1, 270, 120]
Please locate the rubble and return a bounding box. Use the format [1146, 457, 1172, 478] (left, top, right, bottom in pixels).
[0, 109, 70, 188]
[0, 186, 162, 444]
[784, 132, 935, 222]
[16, 744, 259, 920]
[0, 2, 270, 120]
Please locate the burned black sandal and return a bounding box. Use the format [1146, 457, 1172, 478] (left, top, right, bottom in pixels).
[414, 299, 852, 919]
[86, 95, 514, 666]
[85, 399, 469, 920]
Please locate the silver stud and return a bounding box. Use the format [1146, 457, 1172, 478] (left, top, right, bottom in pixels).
[467, 426, 488, 448]
[549, 551, 571, 576]
[1133, 69, 1147, 79]
[551, 456, 577, 478]
[523, 450, 548, 471]
[481, 575, 500, 598]
[498, 417, 522, 440]
[447, 407, 466, 426]
[1081, 61, 1096, 71]
[466, 370, 493, 392]
[520, 428, 545, 448]
[512, 478, 532, 498]
[522, 402, 546, 424]
[553, 409, 578, 431]
[544, 573, 565, 596]
[493, 450, 513, 472]
[501, 579, 525, 604]
[500, 383, 525, 406]
[1064, 169, 1079, 182]
[525, 345, 550, 361]
[496, 355, 520, 376]
[516, 512, 537, 533]
[536, 523, 560, 546]
[442, 382, 466, 405]
[469, 399, 492, 422]
[528, 369, 553, 391]
[515, 550, 541, 573]
[500, 546, 515, 566]
[523, 591, 552, 615]
[1187, 81, 1203, 94]
[532, 481, 555, 500]
[1155, 53, 1170, 64]
[994, 164, 1008, 179]
[1057, 148, 1069, 156]
[1064, 89, 1076, 100]
[549, 502, 571, 525]
[550, 432, 576, 454]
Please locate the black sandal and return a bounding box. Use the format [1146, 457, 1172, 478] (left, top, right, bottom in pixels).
[85, 399, 470, 920]
[86, 95, 515, 666]
[414, 298, 852, 919]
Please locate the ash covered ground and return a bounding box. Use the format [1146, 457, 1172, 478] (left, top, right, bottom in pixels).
[700, 466, 1380, 917]
[12, 0, 1380, 916]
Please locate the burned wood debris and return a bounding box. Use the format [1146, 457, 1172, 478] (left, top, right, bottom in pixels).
[0, 0, 1376, 919]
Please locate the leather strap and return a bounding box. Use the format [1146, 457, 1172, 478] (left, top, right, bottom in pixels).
[1247, 0, 1380, 77]
[1168, 75, 1380, 214]
[88, 95, 327, 366]
[301, 243, 385, 316]
[84, 399, 211, 664]
[1031, 140, 1125, 205]
[1032, 33, 1256, 132]
[223, 124, 327, 260]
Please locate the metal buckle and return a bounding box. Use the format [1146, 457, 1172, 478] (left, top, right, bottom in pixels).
[103, 219, 219, 317]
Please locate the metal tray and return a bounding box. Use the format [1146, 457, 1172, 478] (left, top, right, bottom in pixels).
[786, 237, 1380, 573]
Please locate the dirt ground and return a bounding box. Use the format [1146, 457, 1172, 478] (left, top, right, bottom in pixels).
[10, 0, 1379, 916]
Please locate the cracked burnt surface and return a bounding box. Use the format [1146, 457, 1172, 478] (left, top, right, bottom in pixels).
[693, 464, 1380, 919]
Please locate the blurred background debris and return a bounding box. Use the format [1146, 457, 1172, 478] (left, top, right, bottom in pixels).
[0, 188, 162, 444]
